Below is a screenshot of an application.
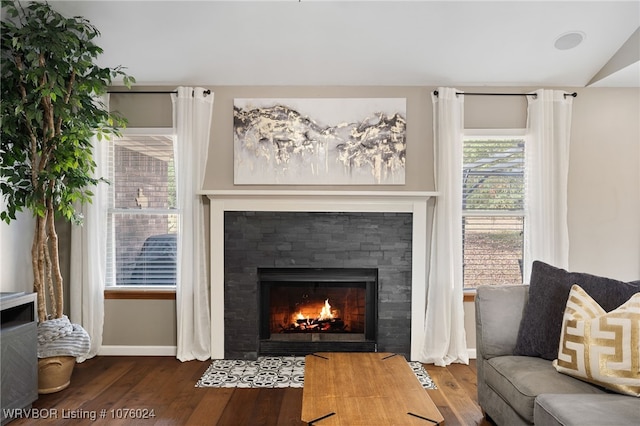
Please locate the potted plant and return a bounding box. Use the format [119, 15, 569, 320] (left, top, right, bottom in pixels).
[0, 0, 133, 393]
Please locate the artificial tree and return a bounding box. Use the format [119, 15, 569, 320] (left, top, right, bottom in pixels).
[0, 0, 134, 323]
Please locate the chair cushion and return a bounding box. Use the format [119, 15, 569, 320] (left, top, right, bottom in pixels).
[514, 261, 640, 360]
[484, 356, 604, 422]
[534, 393, 639, 426]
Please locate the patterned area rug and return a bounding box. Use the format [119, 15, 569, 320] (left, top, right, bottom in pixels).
[196, 356, 437, 389]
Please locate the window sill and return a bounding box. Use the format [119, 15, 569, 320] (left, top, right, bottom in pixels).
[463, 291, 476, 302]
[105, 288, 470, 302]
[104, 288, 176, 300]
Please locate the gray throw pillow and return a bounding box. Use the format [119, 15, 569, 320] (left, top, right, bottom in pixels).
[514, 261, 640, 360]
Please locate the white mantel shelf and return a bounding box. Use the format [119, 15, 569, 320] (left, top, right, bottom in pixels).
[200, 189, 438, 360]
[198, 190, 438, 200]
[198, 190, 438, 197]
[198, 190, 438, 212]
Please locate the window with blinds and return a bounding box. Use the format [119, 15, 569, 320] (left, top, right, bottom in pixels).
[462, 135, 525, 288]
[106, 133, 178, 287]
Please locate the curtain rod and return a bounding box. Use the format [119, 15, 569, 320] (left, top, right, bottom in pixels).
[433, 90, 577, 98]
[107, 89, 212, 96]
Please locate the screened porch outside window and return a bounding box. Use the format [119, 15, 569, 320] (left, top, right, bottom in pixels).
[462, 134, 526, 289]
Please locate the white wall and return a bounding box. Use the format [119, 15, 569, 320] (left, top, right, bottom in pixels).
[567, 88, 640, 281]
[0, 197, 34, 293]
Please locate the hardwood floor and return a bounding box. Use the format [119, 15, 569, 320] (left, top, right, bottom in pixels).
[11, 356, 494, 425]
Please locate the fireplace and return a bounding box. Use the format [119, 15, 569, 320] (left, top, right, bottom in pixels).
[200, 190, 437, 361]
[258, 268, 377, 355]
[223, 210, 413, 359]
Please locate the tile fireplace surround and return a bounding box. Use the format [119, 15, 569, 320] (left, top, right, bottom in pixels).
[199, 190, 437, 361]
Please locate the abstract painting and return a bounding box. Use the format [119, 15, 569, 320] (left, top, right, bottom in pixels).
[233, 98, 406, 185]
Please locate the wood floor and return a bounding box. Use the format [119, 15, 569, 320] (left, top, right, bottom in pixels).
[11, 356, 494, 426]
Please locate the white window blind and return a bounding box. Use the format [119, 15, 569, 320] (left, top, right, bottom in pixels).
[462, 136, 525, 288]
[106, 133, 178, 287]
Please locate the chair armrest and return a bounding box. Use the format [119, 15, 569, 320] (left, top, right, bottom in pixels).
[475, 285, 529, 360]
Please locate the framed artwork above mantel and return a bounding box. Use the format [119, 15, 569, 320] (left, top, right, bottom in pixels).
[233, 98, 406, 185]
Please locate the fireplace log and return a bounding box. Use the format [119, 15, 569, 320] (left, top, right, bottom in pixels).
[280, 318, 347, 333]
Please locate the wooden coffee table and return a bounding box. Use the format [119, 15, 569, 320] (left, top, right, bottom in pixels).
[301, 352, 444, 425]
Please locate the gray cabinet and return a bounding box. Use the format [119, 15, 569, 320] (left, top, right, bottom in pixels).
[1, 293, 37, 425]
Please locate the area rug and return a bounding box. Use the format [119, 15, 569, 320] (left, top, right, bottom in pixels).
[195, 356, 437, 389]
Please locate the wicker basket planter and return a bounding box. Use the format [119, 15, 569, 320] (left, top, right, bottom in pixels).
[38, 356, 76, 394]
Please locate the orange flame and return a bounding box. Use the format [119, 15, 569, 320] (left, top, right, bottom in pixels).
[293, 299, 334, 325]
[319, 299, 333, 320]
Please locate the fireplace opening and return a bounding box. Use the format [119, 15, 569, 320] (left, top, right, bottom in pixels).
[258, 267, 378, 355]
[267, 283, 366, 335]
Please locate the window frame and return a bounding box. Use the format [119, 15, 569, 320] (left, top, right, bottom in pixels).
[462, 128, 527, 294]
[104, 127, 178, 296]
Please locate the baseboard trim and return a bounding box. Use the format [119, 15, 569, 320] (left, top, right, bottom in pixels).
[98, 345, 177, 356]
[97, 346, 474, 359]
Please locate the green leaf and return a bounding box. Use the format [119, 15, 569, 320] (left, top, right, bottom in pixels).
[0, 0, 135, 229]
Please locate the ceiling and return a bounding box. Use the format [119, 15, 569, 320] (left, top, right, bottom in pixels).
[49, 1, 640, 88]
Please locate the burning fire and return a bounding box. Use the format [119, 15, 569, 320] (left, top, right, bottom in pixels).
[285, 298, 345, 333]
[319, 299, 334, 320]
[294, 299, 334, 323]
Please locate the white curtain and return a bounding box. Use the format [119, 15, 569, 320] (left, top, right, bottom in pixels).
[420, 88, 469, 366]
[523, 89, 573, 281]
[69, 99, 109, 362]
[172, 87, 214, 361]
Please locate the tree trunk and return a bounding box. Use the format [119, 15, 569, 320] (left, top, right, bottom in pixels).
[44, 231, 56, 318]
[33, 215, 47, 323]
[46, 202, 64, 319]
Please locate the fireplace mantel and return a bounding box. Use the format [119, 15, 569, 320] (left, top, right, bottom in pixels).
[199, 190, 438, 360]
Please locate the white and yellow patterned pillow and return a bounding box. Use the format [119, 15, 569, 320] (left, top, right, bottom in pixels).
[553, 284, 640, 397]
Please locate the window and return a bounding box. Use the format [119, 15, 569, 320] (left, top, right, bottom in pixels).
[106, 130, 178, 288]
[462, 130, 526, 289]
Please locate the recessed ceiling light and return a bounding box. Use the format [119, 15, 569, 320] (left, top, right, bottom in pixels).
[554, 31, 585, 50]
